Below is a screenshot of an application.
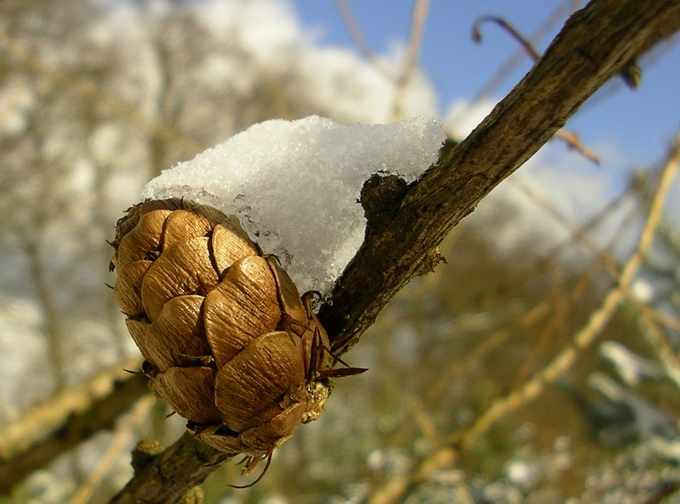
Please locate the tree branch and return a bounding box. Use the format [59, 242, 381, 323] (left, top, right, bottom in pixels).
[321, 0, 680, 354]
[109, 435, 228, 504]
[110, 1, 680, 501]
[0, 359, 147, 492]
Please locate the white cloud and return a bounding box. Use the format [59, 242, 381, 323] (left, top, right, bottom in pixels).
[192, 0, 438, 124]
[443, 98, 496, 141]
[194, 0, 300, 64]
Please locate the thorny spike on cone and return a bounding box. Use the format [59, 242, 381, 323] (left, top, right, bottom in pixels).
[109, 198, 366, 483]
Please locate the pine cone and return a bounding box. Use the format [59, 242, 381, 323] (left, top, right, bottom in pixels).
[109, 198, 335, 473]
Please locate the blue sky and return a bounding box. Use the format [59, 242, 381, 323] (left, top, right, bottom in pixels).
[290, 1, 680, 168]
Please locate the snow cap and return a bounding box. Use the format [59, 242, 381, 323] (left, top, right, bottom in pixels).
[143, 115, 444, 295]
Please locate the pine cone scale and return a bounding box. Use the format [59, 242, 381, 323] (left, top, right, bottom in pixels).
[210, 222, 260, 274]
[203, 255, 280, 366]
[160, 210, 213, 251]
[110, 198, 341, 469]
[141, 237, 218, 321]
[153, 366, 222, 425]
[239, 400, 307, 453]
[113, 260, 153, 316]
[214, 331, 306, 432]
[114, 209, 171, 268]
[267, 259, 309, 328]
[125, 295, 209, 372]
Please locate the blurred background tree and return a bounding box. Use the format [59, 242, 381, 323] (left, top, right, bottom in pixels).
[0, 0, 679, 502]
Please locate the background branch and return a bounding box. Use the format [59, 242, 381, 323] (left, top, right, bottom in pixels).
[110, 1, 680, 501]
[0, 359, 146, 492]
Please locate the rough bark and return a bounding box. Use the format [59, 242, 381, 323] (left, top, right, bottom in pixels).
[110, 1, 680, 502]
[321, 0, 680, 354]
[109, 435, 228, 504]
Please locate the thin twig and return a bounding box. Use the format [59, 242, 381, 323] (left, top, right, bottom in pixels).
[332, 0, 375, 61]
[553, 129, 601, 163]
[626, 135, 680, 388]
[510, 176, 622, 272]
[456, 129, 679, 450]
[473, 0, 579, 101]
[69, 395, 156, 504]
[472, 16, 542, 60]
[633, 299, 680, 332]
[637, 308, 680, 389]
[391, 0, 431, 120]
[408, 398, 440, 446]
[472, 14, 601, 163]
[366, 127, 680, 504]
[512, 161, 680, 370]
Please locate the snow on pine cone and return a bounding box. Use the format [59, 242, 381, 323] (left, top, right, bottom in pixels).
[109, 198, 341, 473]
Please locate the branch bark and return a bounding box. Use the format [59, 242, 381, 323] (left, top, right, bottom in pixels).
[109, 435, 228, 504]
[321, 0, 680, 354]
[110, 1, 680, 501]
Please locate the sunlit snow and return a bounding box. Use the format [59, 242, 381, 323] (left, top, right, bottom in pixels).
[143, 115, 445, 295]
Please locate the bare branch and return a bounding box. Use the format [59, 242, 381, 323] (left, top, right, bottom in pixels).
[0, 359, 147, 492]
[332, 0, 375, 62]
[109, 434, 229, 504]
[474, 14, 601, 162]
[110, 1, 680, 501]
[391, 0, 431, 120]
[321, 0, 680, 355]
[458, 135, 678, 447]
[367, 129, 680, 504]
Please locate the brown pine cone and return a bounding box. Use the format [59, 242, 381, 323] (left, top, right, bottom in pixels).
[109, 198, 336, 474]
